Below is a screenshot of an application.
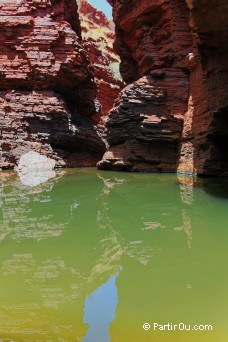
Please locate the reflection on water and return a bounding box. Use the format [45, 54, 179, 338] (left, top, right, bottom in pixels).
[18, 169, 57, 187]
[0, 170, 75, 242]
[177, 175, 195, 249]
[83, 271, 120, 342]
[0, 169, 228, 341]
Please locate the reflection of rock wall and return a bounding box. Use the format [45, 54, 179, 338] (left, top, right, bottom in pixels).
[0, 170, 68, 242]
[0, 170, 203, 340]
[0, 171, 109, 340]
[0, 254, 87, 340]
[0, 170, 124, 340]
[177, 176, 195, 249]
[97, 172, 191, 263]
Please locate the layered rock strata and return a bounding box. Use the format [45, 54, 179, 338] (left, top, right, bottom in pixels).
[0, 0, 105, 169]
[1, 0, 227, 174]
[99, 0, 228, 175]
[99, 0, 196, 171]
[98, 70, 189, 171]
[79, 0, 124, 125]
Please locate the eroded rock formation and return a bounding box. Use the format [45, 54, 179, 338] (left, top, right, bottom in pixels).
[99, 0, 197, 171]
[1, 0, 227, 175]
[98, 70, 189, 171]
[79, 0, 124, 125]
[99, 0, 228, 175]
[0, 0, 105, 169]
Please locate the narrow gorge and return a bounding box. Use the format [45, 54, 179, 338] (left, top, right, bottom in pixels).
[0, 0, 228, 176]
[0, 2, 228, 340]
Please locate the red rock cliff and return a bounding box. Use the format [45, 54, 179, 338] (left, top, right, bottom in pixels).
[99, 0, 228, 175]
[79, 0, 124, 125]
[0, 0, 105, 169]
[99, 0, 196, 171]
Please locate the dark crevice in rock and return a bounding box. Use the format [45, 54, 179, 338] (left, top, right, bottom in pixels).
[205, 107, 228, 176]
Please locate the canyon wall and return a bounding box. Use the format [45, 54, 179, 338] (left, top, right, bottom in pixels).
[1, 0, 227, 174]
[79, 0, 124, 125]
[178, 0, 228, 176]
[0, 0, 105, 169]
[99, 0, 197, 171]
[99, 0, 228, 175]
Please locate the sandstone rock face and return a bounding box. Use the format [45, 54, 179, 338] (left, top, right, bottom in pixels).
[99, 0, 196, 171]
[98, 70, 188, 171]
[1, 0, 227, 174]
[109, 0, 196, 84]
[101, 0, 228, 175]
[0, 0, 105, 169]
[178, 0, 228, 176]
[79, 0, 124, 125]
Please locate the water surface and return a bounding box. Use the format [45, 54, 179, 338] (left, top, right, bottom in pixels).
[0, 169, 228, 341]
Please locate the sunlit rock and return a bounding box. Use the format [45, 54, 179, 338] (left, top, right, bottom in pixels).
[15, 151, 56, 187]
[17, 151, 56, 173]
[18, 170, 57, 187]
[0, 0, 105, 169]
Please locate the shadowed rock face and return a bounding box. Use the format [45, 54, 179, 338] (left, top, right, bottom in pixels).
[0, 0, 105, 169]
[100, 0, 228, 175]
[178, 0, 228, 176]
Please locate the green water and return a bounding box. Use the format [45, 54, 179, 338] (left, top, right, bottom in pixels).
[0, 169, 228, 341]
